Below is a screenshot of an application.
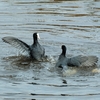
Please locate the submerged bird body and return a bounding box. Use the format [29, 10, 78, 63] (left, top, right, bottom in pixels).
[55, 45, 98, 68]
[2, 33, 45, 61]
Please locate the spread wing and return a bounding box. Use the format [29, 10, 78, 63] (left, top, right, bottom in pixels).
[2, 36, 31, 55]
[67, 55, 98, 67]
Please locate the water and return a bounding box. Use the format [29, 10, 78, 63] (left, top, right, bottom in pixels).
[0, 0, 100, 99]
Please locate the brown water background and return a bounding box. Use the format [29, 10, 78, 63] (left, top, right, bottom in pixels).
[0, 0, 100, 99]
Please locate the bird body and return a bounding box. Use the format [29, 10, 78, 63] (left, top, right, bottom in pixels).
[30, 42, 45, 60]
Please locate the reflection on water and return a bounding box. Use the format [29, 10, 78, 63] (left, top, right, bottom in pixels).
[0, 0, 100, 99]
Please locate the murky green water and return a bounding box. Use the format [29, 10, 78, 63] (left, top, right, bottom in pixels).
[0, 0, 100, 99]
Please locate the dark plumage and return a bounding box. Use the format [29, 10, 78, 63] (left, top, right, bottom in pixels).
[2, 33, 45, 61]
[55, 45, 98, 68]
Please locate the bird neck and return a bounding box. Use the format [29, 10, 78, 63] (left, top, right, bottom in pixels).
[33, 37, 38, 44]
[62, 49, 66, 57]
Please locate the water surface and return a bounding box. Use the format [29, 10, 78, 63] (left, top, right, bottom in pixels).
[0, 0, 100, 99]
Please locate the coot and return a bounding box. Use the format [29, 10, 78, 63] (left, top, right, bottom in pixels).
[55, 45, 98, 68]
[2, 33, 45, 61]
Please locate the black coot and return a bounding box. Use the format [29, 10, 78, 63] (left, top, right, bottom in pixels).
[55, 45, 98, 68]
[2, 33, 45, 61]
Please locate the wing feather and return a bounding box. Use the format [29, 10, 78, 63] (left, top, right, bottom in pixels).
[2, 36, 31, 54]
[67, 55, 98, 67]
